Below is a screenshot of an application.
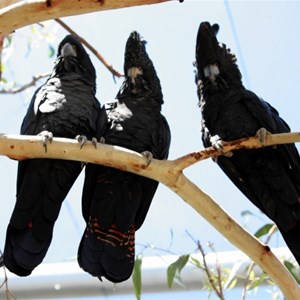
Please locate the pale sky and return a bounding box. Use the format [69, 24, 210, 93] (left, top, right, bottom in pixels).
[0, 0, 299, 272]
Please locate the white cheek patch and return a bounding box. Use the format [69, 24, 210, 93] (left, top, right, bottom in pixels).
[109, 102, 133, 131]
[204, 64, 220, 82]
[127, 67, 143, 84]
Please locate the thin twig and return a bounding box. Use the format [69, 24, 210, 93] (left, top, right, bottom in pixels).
[55, 18, 123, 79]
[208, 243, 225, 300]
[0, 250, 16, 300]
[0, 72, 50, 94]
[241, 224, 278, 300]
[0, 18, 124, 95]
[198, 242, 225, 300]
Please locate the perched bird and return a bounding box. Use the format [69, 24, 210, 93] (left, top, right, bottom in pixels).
[196, 21, 300, 265]
[78, 31, 171, 283]
[1, 35, 101, 276]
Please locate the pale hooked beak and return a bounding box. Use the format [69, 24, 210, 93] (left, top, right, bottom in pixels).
[61, 43, 77, 57]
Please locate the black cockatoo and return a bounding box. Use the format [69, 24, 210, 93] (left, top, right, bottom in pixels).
[1, 35, 101, 276]
[196, 22, 300, 265]
[78, 31, 171, 283]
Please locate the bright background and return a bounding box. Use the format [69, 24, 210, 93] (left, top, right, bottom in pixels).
[0, 0, 300, 298]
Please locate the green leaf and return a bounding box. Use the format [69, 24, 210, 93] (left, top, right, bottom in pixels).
[176, 254, 190, 273]
[254, 223, 275, 239]
[284, 260, 300, 284]
[4, 35, 13, 48]
[247, 269, 256, 281]
[48, 45, 55, 58]
[241, 210, 255, 217]
[0, 63, 6, 83]
[0, 77, 7, 83]
[132, 254, 143, 300]
[167, 254, 189, 288]
[247, 271, 267, 290]
[31, 24, 37, 33]
[167, 261, 177, 288]
[190, 256, 201, 269]
[227, 277, 237, 289]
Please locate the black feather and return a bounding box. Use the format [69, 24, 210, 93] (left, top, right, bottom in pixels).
[196, 22, 300, 264]
[3, 34, 101, 276]
[78, 31, 171, 283]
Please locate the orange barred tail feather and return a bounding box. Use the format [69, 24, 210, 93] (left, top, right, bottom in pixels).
[78, 217, 135, 283]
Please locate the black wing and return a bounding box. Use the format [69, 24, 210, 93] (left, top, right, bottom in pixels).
[78, 31, 171, 283]
[78, 109, 171, 283]
[135, 114, 171, 229]
[197, 22, 300, 265]
[3, 34, 101, 276]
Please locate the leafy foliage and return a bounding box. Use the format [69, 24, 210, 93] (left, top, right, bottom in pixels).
[254, 223, 277, 239]
[284, 260, 300, 284]
[167, 254, 189, 288]
[0, 21, 58, 89]
[132, 254, 143, 300]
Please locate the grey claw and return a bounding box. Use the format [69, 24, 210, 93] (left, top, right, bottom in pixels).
[91, 137, 98, 149]
[210, 134, 233, 157]
[210, 135, 224, 152]
[38, 130, 53, 153]
[256, 127, 270, 146]
[76, 135, 88, 149]
[90, 136, 105, 149]
[224, 151, 233, 158]
[141, 151, 153, 167]
[213, 140, 224, 152]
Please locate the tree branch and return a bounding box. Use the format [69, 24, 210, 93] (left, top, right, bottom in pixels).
[0, 17, 123, 95]
[0, 72, 50, 94]
[0, 0, 175, 35]
[198, 243, 225, 300]
[241, 224, 278, 300]
[0, 132, 300, 299]
[173, 132, 300, 171]
[0, 1, 296, 298]
[54, 18, 123, 79]
[0, 1, 22, 10]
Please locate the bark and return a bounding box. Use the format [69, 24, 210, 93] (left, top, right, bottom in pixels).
[0, 0, 174, 35]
